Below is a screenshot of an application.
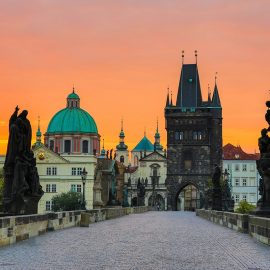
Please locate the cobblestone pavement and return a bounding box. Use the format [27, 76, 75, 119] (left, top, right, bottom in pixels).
[0, 212, 269, 270]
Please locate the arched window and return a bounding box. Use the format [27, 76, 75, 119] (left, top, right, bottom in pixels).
[120, 155, 124, 163]
[82, 140, 89, 153]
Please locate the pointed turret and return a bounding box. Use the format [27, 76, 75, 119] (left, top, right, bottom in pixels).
[154, 120, 163, 151]
[212, 81, 221, 107]
[100, 139, 106, 158]
[165, 88, 170, 107]
[36, 116, 42, 146]
[207, 84, 211, 104]
[116, 119, 128, 151]
[176, 63, 203, 108]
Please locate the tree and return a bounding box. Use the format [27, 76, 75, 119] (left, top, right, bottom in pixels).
[235, 200, 256, 214]
[51, 191, 82, 212]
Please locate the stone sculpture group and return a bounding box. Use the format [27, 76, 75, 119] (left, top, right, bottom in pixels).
[3, 106, 43, 215]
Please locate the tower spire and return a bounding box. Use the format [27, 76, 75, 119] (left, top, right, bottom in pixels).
[154, 117, 163, 151]
[36, 115, 42, 146]
[195, 50, 198, 64]
[212, 72, 221, 107]
[116, 118, 128, 151]
[170, 90, 173, 106]
[182, 50, 184, 65]
[166, 87, 170, 107]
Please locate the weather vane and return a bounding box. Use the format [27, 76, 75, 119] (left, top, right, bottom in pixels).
[182, 50, 184, 64]
[195, 50, 198, 63]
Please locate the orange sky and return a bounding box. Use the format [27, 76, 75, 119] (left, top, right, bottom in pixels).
[0, 1, 270, 155]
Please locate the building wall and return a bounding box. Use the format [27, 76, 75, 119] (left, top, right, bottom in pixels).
[223, 159, 260, 207]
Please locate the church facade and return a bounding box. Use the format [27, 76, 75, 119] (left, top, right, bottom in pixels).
[165, 62, 222, 210]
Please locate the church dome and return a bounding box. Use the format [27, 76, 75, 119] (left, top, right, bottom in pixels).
[46, 89, 98, 134]
[132, 136, 154, 152]
[47, 108, 98, 134]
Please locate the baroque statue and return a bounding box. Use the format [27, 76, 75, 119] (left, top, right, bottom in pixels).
[3, 106, 44, 215]
[255, 101, 270, 216]
[211, 164, 222, 211]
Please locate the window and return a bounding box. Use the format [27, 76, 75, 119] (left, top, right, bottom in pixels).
[250, 178, 256, 186]
[235, 164, 239, 171]
[77, 168, 82, 175]
[179, 132, 183, 140]
[52, 167, 57, 175]
[46, 167, 52, 176]
[82, 140, 89, 153]
[183, 151, 192, 170]
[235, 179, 240, 186]
[242, 194, 247, 202]
[52, 184, 56, 193]
[46, 201, 51, 211]
[71, 184, 76, 192]
[242, 164, 247, 171]
[250, 164, 255, 171]
[64, 140, 71, 153]
[242, 178, 247, 186]
[46, 184, 51, 193]
[192, 132, 197, 140]
[72, 168, 77, 176]
[235, 194, 240, 203]
[175, 131, 180, 140]
[120, 155, 124, 163]
[49, 140, 54, 151]
[198, 131, 202, 140]
[71, 184, 81, 192]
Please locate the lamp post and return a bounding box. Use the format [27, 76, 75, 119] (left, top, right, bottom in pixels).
[81, 167, 88, 210]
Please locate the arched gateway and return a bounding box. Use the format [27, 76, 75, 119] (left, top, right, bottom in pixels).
[165, 59, 222, 211]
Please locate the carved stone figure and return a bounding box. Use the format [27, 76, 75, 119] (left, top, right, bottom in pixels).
[3, 106, 43, 215]
[254, 101, 270, 216]
[211, 164, 222, 211]
[137, 179, 145, 206]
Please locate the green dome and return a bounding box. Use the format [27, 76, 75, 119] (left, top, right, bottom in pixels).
[133, 136, 154, 152]
[47, 107, 98, 134]
[68, 92, 80, 99]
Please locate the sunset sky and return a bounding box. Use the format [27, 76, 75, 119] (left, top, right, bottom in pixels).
[0, 1, 270, 154]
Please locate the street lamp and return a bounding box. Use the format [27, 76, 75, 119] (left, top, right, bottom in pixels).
[81, 167, 88, 210]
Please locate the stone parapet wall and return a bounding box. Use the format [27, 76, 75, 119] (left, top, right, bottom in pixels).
[0, 207, 152, 247]
[249, 215, 270, 245]
[196, 209, 270, 245]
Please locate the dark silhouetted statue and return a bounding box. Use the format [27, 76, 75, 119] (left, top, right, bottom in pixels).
[254, 101, 270, 217]
[137, 179, 145, 206]
[211, 164, 222, 211]
[3, 106, 43, 215]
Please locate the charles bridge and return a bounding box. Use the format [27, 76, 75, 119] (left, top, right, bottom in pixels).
[0, 208, 270, 270]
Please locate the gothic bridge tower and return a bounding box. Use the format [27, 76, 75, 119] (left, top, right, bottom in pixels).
[165, 54, 222, 210]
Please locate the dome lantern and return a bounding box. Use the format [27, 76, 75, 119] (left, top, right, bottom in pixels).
[67, 87, 80, 108]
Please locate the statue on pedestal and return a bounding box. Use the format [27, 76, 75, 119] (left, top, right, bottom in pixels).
[211, 164, 222, 211]
[137, 179, 145, 206]
[3, 106, 43, 215]
[254, 101, 270, 217]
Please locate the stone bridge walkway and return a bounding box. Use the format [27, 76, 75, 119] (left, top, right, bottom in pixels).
[0, 212, 269, 270]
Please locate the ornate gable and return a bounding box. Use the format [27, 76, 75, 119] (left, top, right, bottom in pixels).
[33, 144, 69, 164]
[140, 151, 166, 162]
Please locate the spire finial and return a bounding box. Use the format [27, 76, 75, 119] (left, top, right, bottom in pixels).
[195, 50, 198, 64]
[170, 90, 173, 105]
[144, 127, 146, 137]
[102, 139, 105, 149]
[72, 84, 75, 93]
[181, 50, 184, 65]
[156, 117, 159, 132]
[208, 83, 211, 95]
[121, 117, 123, 131]
[38, 115, 40, 130]
[215, 72, 218, 85]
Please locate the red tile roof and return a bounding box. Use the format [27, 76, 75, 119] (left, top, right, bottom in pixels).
[223, 143, 259, 160]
